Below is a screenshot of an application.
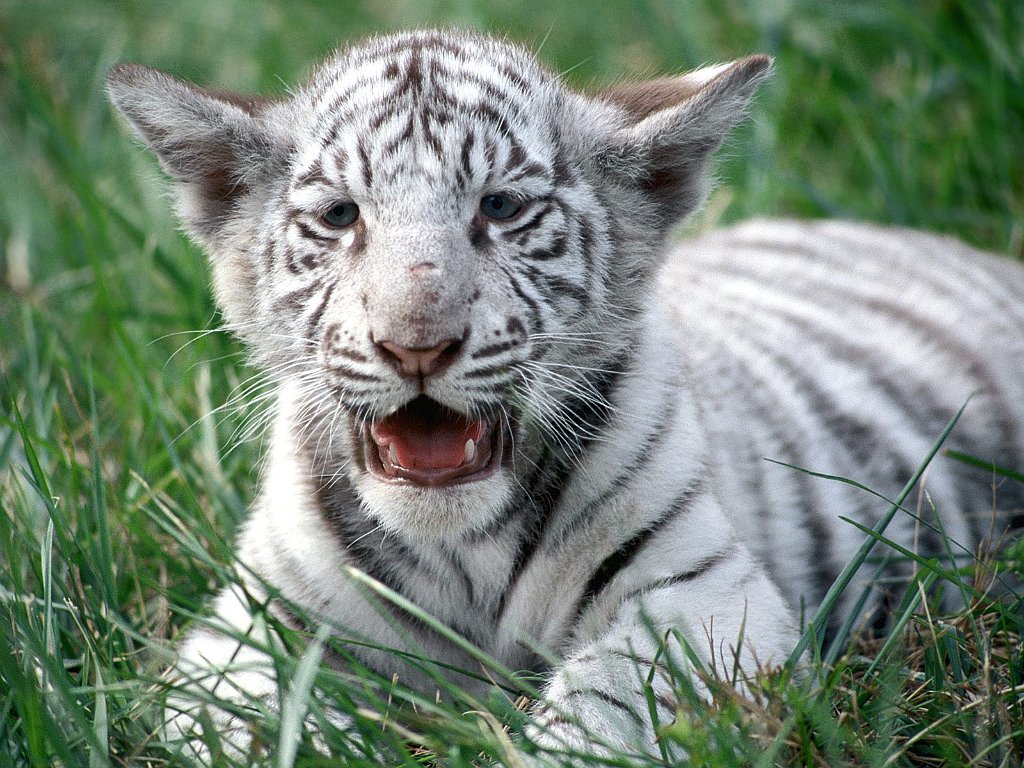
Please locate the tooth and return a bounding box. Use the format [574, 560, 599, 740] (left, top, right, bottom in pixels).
[464, 438, 476, 464]
[388, 443, 399, 467]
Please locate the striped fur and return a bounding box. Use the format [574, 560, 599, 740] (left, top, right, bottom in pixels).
[107, 30, 1024, 762]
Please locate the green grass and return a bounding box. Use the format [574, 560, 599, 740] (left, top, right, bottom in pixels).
[1, 0, 1023, 766]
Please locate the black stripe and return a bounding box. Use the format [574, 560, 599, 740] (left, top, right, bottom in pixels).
[564, 688, 645, 728]
[469, 216, 493, 250]
[293, 163, 327, 188]
[551, 153, 576, 186]
[565, 688, 643, 729]
[322, 338, 369, 364]
[282, 245, 309, 274]
[469, 100, 512, 138]
[463, 382, 509, 397]
[733, 359, 838, 613]
[425, 66, 528, 121]
[325, 362, 381, 383]
[551, 384, 679, 541]
[314, 72, 400, 123]
[577, 486, 698, 613]
[420, 110, 445, 159]
[378, 112, 415, 158]
[462, 364, 508, 382]
[716, 288, 994, 566]
[357, 138, 373, 188]
[316, 77, 409, 141]
[399, 43, 423, 96]
[425, 104, 452, 128]
[273, 279, 320, 314]
[495, 451, 570, 620]
[256, 242, 277, 280]
[607, 648, 664, 673]
[521, 265, 589, 314]
[522, 235, 567, 262]
[621, 544, 737, 603]
[460, 130, 476, 180]
[576, 216, 597, 280]
[503, 135, 527, 174]
[495, 60, 532, 95]
[501, 200, 553, 239]
[735, 308, 963, 592]
[315, 477, 407, 594]
[505, 269, 545, 336]
[508, 161, 551, 184]
[304, 281, 336, 340]
[313, 474, 464, 636]
[295, 221, 333, 243]
[547, 349, 631, 460]
[712, 251, 1020, 480]
[470, 340, 522, 360]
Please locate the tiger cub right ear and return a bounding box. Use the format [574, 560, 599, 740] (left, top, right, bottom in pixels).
[598, 55, 772, 229]
[106, 64, 286, 240]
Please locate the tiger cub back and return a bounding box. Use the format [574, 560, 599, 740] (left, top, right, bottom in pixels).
[106, 29, 1024, 762]
[665, 218, 1024, 622]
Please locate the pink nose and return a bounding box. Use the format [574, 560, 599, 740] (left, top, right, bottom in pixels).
[376, 338, 463, 378]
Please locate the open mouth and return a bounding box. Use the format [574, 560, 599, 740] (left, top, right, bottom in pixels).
[364, 396, 505, 487]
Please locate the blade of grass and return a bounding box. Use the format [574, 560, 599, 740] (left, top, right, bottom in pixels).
[943, 449, 1024, 484]
[784, 396, 971, 667]
[89, 656, 110, 768]
[277, 623, 329, 768]
[41, 518, 55, 692]
[863, 570, 940, 679]
[343, 566, 541, 700]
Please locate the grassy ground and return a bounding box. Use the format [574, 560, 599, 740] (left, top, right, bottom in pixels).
[1, 0, 1023, 766]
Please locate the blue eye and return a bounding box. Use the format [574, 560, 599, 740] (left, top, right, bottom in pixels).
[479, 194, 524, 221]
[322, 202, 359, 228]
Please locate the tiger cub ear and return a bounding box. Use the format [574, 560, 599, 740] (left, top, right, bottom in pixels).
[598, 55, 772, 228]
[106, 64, 286, 240]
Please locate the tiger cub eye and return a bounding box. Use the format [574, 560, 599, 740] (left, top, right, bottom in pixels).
[479, 194, 523, 221]
[322, 201, 360, 228]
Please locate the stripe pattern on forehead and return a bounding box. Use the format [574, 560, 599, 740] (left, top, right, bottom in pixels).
[304, 31, 553, 183]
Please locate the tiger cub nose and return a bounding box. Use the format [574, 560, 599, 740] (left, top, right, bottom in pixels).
[375, 337, 463, 378]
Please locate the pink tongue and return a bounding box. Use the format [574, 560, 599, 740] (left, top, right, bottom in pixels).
[373, 399, 483, 470]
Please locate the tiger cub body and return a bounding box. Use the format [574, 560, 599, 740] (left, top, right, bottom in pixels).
[106, 30, 1024, 761]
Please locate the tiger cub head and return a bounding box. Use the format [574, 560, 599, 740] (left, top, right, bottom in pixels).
[107, 30, 769, 538]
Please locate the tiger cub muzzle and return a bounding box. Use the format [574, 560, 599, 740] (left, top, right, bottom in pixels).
[362, 395, 508, 487]
[343, 331, 513, 489]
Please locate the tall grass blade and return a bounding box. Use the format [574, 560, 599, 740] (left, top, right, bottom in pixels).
[277, 623, 329, 768]
[89, 657, 110, 768]
[343, 566, 541, 700]
[785, 397, 971, 667]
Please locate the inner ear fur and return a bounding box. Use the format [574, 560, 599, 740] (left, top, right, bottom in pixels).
[106, 63, 283, 236]
[599, 76, 706, 121]
[595, 55, 772, 226]
[599, 55, 772, 122]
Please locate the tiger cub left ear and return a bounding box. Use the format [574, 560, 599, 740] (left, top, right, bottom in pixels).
[598, 55, 772, 227]
[106, 63, 287, 242]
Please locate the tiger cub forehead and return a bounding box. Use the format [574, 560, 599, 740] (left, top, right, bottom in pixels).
[288, 30, 568, 203]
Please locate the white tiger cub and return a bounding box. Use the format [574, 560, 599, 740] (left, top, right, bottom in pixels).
[107, 30, 1024, 762]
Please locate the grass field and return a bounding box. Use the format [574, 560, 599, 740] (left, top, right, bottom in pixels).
[1, 1, 1023, 766]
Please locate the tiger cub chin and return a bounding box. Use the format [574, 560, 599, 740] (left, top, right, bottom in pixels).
[107, 28, 1024, 762]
